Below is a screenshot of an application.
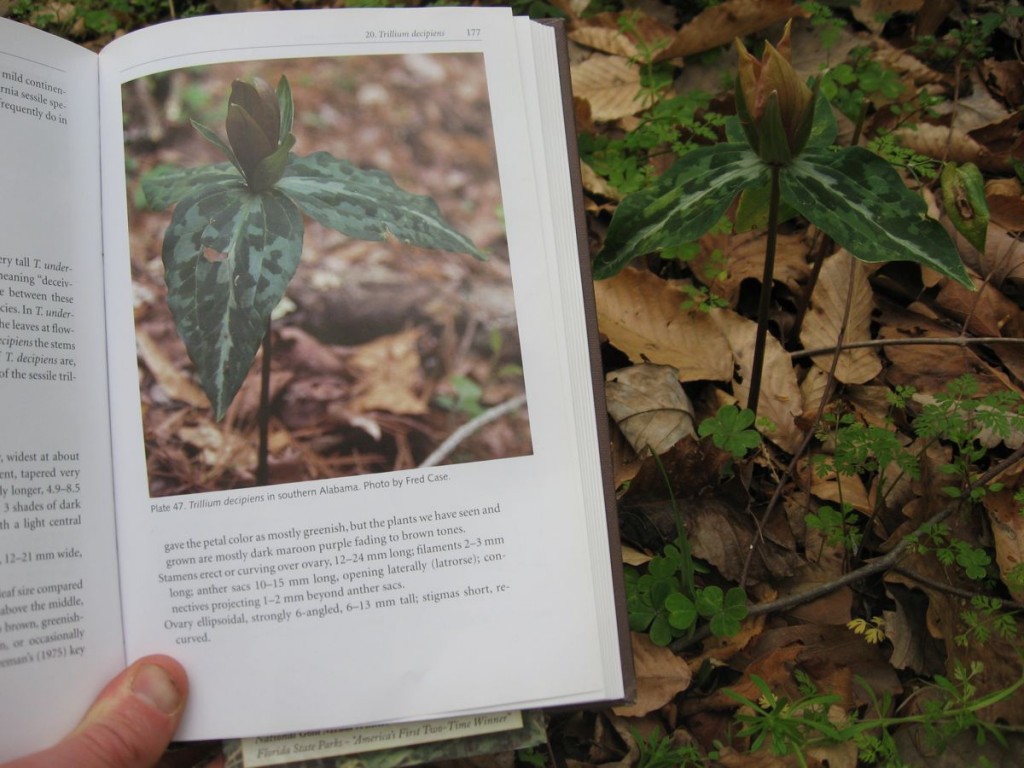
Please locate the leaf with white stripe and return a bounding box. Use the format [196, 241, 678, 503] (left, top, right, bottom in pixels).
[782, 147, 972, 287]
[594, 144, 766, 279]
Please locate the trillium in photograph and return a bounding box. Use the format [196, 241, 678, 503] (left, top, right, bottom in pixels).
[223, 78, 295, 191]
[142, 73, 484, 482]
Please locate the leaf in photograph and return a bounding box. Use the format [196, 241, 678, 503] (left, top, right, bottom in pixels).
[278, 152, 484, 259]
[161, 184, 304, 419]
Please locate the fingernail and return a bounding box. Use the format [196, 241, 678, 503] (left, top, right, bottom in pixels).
[131, 663, 182, 715]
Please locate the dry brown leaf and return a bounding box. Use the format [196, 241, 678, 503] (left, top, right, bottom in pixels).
[875, 302, 997, 394]
[883, 582, 943, 674]
[687, 492, 803, 583]
[981, 60, 1024, 110]
[570, 55, 646, 121]
[692, 230, 810, 307]
[794, 456, 872, 513]
[569, 26, 640, 58]
[655, 0, 805, 61]
[621, 544, 652, 567]
[894, 123, 1005, 172]
[595, 268, 733, 382]
[570, 11, 677, 58]
[612, 633, 692, 717]
[580, 159, 621, 200]
[800, 250, 883, 385]
[136, 329, 209, 408]
[967, 219, 1024, 286]
[348, 328, 428, 415]
[987, 178, 1024, 231]
[983, 488, 1024, 601]
[933, 278, 1024, 339]
[930, 71, 1012, 135]
[799, 366, 831, 424]
[709, 308, 804, 453]
[179, 422, 257, 470]
[606, 364, 696, 455]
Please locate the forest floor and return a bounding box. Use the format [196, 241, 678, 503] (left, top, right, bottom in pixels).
[8, 0, 1024, 766]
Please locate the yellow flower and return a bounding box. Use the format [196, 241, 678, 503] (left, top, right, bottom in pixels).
[735, 21, 815, 165]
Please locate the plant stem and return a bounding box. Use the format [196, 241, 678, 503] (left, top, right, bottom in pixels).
[257, 320, 272, 486]
[746, 164, 781, 416]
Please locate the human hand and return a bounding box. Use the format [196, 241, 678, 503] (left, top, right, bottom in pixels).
[3, 655, 191, 768]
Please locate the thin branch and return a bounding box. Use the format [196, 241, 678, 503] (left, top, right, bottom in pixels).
[792, 335, 1024, 361]
[743, 443, 1024, 620]
[419, 393, 527, 468]
[891, 566, 1024, 613]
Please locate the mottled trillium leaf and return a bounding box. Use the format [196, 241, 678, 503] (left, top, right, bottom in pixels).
[941, 161, 989, 254]
[161, 183, 303, 419]
[278, 152, 486, 260]
[782, 147, 973, 288]
[140, 162, 241, 211]
[593, 143, 767, 279]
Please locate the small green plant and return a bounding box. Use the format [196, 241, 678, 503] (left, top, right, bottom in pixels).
[912, 7, 1024, 72]
[726, 673, 845, 766]
[847, 615, 887, 644]
[955, 596, 1018, 648]
[695, 584, 748, 637]
[619, 12, 674, 109]
[806, 503, 861, 553]
[436, 375, 485, 418]
[820, 45, 903, 120]
[8, 0, 209, 37]
[725, 666, 1024, 767]
[578, 90, 723, 196]
[698, 404, 761, 459]
[515, 746, 548, 767]
[626, 536, 748, 645]
[633, 727, 703, 768]
[679, 282, 728, 312]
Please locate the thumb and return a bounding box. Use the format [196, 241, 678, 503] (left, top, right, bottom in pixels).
[9, 655, 188, 768]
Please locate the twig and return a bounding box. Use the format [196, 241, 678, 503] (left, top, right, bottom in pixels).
[792, 336, 1024, 360]
[420, 393, 527, 468]
[744, 443, 1024, 620]
[891, 566, 1024, 613]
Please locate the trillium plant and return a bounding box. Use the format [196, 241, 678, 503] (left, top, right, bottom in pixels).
[593, 22, 972, 414]
[142, 75, 484, 481]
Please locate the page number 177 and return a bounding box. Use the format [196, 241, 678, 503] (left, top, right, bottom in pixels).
[467, 28, 481, 37]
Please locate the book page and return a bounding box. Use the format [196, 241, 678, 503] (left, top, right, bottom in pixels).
[0, 18, 126, 761]
[98, 8, 622, 741]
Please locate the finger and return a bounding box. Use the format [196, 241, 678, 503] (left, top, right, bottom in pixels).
[9, 655, 188, 768]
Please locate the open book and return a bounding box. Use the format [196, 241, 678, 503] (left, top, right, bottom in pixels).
[0, 6, 631, 761]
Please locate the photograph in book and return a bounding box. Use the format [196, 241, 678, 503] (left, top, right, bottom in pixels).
[122, 54, 532, 497]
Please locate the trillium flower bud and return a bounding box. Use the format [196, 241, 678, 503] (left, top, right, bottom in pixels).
[223, 77, 295, 191]
[735, 21, 815, 166]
